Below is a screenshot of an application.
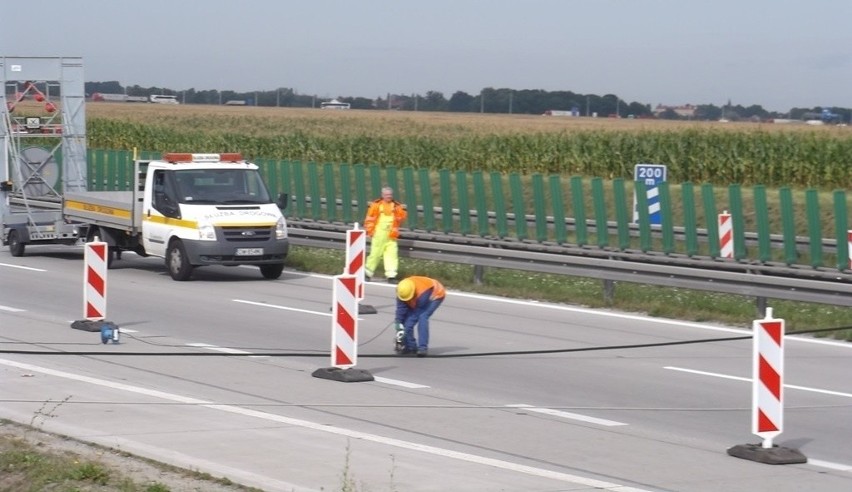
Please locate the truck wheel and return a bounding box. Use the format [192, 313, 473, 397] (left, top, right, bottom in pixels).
[259, 263, 284, 279]
[8, 230, 25, 257]
[166, 240, 193, 281]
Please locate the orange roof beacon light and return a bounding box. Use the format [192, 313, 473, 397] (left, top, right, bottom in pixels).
[218, 153, 243, 162]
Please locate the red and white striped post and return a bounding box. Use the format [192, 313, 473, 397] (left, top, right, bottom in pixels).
[84, 239, 108, 321]
[847, 230, 851, 269]
[331, 274, 358, 368]
[718, 210, 733, 259]
[752, 307, 784, 449]
[345, 223, 366, 301]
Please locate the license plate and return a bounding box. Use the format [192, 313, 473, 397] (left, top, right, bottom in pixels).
[235, 248, 263, 256]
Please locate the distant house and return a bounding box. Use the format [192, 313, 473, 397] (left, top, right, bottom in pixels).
[653, 104, 696, 118]
[320, 99, 350, 110]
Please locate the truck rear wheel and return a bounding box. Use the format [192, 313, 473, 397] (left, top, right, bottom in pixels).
[8, 230, 25, 257]
[166, 240, 193, 281]
[259, 263, 284, 280]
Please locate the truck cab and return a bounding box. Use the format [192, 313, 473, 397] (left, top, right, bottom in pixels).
[141, 153, 289, 280]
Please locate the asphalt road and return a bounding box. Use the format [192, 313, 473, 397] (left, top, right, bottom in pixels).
[1, 246, 851, 491]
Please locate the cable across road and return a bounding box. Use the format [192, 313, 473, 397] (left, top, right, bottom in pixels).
[2, 325, 847, 358]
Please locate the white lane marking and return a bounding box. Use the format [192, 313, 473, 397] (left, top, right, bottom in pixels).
[807, 459, 852, 472]
[0, 262, 46, 272]
[664, 366, 852, 399]
[373, 376, 430, 389]
[186, 343, 252, 354]
[0, 358, 650, 492]
[507, 403, 628, 427]
[299, 273, 852, 350]
[0, 305, 26, 313]
[233, 299, 331, 317]
[186, 343, 266, 358]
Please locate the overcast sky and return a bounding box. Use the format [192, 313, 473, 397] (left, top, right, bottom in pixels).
[3, 0, 850, 112]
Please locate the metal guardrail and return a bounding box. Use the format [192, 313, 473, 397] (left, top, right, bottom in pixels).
[286, 221, 852, 308]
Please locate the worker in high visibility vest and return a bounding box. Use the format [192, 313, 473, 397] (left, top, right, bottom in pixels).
[364, 186, 407, 283]
[394, 276, 446, 357]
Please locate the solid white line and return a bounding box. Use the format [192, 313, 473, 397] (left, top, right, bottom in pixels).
[373, 376, 430, 389]
[664, 366, 852, 398]
[233, 299, 331, 317]
[186, 343, 252, 355]
[186, 343, 266, 358]
[507, 404, 628, 427]
[0, 305, 26, 313]
[806, 459, 852, 472]
[0, 357, 650, 491]
[0, 262, 46, 272]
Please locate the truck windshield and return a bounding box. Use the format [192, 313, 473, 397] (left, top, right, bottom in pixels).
[174, 169, 272, 204]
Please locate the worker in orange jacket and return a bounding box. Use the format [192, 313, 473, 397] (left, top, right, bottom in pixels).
[364, 186, 407, 283]
[394, 276, 446, 357]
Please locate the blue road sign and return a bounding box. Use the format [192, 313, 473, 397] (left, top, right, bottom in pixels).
[633, 163, 667, 225]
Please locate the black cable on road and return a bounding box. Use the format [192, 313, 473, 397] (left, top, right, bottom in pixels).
[1, 325, 848, 358]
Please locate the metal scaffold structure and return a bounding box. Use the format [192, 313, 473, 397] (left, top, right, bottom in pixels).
[1, 56, 87, 238]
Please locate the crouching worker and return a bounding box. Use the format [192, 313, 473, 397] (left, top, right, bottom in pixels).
[394, 276, 446, 357]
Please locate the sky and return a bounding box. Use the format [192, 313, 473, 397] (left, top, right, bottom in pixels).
[2, 0, 851, 113]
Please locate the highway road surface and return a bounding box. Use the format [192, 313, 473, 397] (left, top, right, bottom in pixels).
[2, 245, 851, 491]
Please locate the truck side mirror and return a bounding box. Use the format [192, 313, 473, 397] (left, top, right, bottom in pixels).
[276, 192, 289, 210]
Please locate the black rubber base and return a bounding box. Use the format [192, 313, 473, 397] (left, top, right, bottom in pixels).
[327, 304, 378, 314]
[312, 367, 374, 383]
[359, 304, 378, 314]
[71, 319, 116, 332]
[727, 443, 807, 464]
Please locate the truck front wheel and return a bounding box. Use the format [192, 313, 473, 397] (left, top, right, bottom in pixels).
[8, 230, 25, 257]
[259, 263, 284, 280]
[166, 240, 193, 281]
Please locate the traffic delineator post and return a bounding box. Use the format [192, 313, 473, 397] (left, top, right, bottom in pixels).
[718, 210, 733, 259]
[345, 223, 376, 314]
[73, 237, 120, 343]
[727, 307, 806, 464]
[312, 274, 373, 383]
[332, 274, 358, 369]
[84, 239, 108, 320]
[752, 307, 784, 448]
[346, 223, 366, 300]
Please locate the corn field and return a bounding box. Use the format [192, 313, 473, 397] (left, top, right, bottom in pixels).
[87, 104, 852, 190]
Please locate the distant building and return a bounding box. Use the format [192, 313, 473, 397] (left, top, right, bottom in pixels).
[320, 99, 350, 110]
[653, 104, 696, 118]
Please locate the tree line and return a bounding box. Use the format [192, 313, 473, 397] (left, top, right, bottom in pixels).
[85, 81, 850, 123]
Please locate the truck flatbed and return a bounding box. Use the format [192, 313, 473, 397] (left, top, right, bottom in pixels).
[63, 191, 140, 232]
